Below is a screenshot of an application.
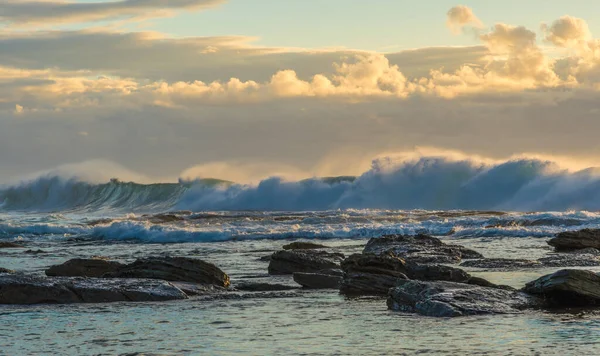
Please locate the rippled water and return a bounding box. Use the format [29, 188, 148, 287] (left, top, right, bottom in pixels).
[2, 210, 600, 355]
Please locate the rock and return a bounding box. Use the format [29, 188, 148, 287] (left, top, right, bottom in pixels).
[170, 282, 226, 296]
[0, 274, 188, 304]
[0, 242, 24, 249]
[268, 250, 344, 275]
[460, 254, 600, 269]
[538, 253, 600, 267]
[234, 283, 298, 292]
[339, 253, 499, 296]
[0, 268, 15, 274]
[548, 229, 600, 251]
[104, 257, 230, 287]
[24, 249, 46, 255]
[293, 270, 343, 289]
[45, 258, 125, 278]
[387, 280, 537, 317]
[523, 269, 600, 306]
[259, 255, 272, 262]
[363, 234, 483, 264]
[460, 258, 542, 269]
[406, 262, 472, 283]
[282, 242, 328, 250]
[340, 254, 409, 295]
[342, 272, 408, 296]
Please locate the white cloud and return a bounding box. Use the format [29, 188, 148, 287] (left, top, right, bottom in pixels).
[447, 5, 483, 34]
[0, 0, 224, 27]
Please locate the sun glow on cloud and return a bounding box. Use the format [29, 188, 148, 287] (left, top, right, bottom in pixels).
[3, 3, 600, 182]
[3, 5, 600, 112]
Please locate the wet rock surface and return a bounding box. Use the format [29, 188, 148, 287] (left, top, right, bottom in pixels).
[293, 270, 343, 289]
[460, 253, 600, 269]
[363, 234, 483, 264]
[523, 269, 600, 306]
[461, 258, 543, 269]
[268, 250, 344, 275]
[104, 257, 231, 287]
[0, 267, 15, 274]
[282, 242, 328, 250]
[548, 229, 600, 251]
[234, 282, 298, 292]
[0, 274, 188, 304]
[387, 280, 537, 317]
[45, 258, 125, 278]
[340, 254, 408, 296]
[339, 252, 495, 296]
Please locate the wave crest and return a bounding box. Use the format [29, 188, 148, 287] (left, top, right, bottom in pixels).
[3, 154, 600, 212]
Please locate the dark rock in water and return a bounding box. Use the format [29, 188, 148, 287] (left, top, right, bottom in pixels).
[523, 269, 600, 306]
[388, 280, 536, 317]
[342, 272, 408, 296]
[340, 253, 499, 296]
[460, 258, 542, 269]
[170, 282, 226, 296]
[105, 257, 230, 287]
[548, 229, 600, 251]
[538, 253, 600, 267]
[0, 274, 188, 304]
[340, 254, 409, 296]
[258, 255, 272, 262]
[46, 258, 125, 278]
[461, 254, 600, 269]
[293, 270, 343, 289]
[268, 250, 344, 275]
[406, 262, 472, 283]
[24, 249, 46, 255]
[282, 242, 328, 250]
[0, 242, 24, 249]
[0, 268, 15, 274]
[235, 282, 297, 292]
[363, 234, 483, 264]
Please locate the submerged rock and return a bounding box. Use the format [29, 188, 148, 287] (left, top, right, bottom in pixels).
[282, 242, 328, 250]
[235, 282, 298, 292]
[363, 234, 483, 264]
[523, 269, 600, 306]
[293, 269, 343, 289]
[268, 250, 344, 275]
[0, 242, 24, 249]
[460, 253, 600, 269]
[340, 253, 408, 296]
[105, 257, 230, 287]
[46, 258, 125, 278]
[538, 253, 600, 267]
[0, 274, 188, 304]
[387, 280, 536, 317]
[339, 253, 495, 296]
[0, 268, 15, 274]
[460, 258, 542, 269]
[548, 229, 600, 251]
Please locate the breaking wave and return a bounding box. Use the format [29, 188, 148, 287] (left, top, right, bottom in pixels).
[2, 154, 600, 212]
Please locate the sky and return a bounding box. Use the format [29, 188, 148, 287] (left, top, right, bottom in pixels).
[2, 0, 600, 183]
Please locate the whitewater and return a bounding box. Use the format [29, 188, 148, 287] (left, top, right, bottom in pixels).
[3, 154, 600, 354]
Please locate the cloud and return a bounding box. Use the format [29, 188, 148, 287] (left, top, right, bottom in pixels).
[0, 0, 224, 27]
[543, 16, 592, 48]
[0, 30, 489, 83]
[446, 5, 483, 34]
[479, 23, 560, 85]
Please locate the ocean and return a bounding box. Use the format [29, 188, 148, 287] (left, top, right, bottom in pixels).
[2, 157, 600, 354]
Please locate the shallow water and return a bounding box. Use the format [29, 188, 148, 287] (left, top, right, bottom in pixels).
[2, 210, 600, 355]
